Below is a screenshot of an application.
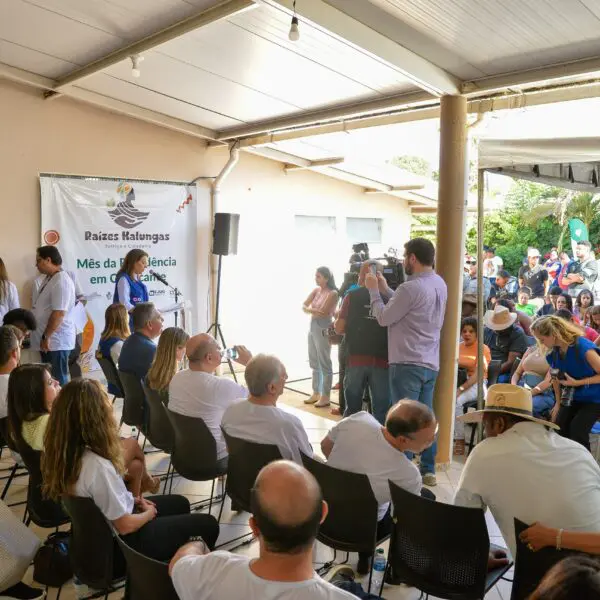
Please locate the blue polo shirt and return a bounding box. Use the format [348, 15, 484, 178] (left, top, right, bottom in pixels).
[546, 337, 600, 403]
[118, 332, 156, 381]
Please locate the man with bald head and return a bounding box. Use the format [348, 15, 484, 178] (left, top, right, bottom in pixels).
[221, 354, 313, 464]
[321, 400, 437, 574]
[170, 461, 376, 599]
[169, 333, 252, 463]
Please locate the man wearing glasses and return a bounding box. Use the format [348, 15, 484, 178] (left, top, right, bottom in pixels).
[320, 400, 437, 576]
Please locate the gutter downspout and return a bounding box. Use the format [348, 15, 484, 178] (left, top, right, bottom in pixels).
[209, 142, 240, 326]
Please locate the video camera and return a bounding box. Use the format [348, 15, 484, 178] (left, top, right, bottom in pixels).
[342, 243, 406, 293]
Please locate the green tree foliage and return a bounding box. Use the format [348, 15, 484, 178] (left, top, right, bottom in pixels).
[390, 155, 431, 177]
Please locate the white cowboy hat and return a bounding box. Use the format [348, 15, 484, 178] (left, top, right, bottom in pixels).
[484, 305, 517, 331]
[527, 248, 541, 258]
[459, 384, 559, 429]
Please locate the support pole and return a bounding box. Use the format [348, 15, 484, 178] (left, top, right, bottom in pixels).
[434, 95, 469, 467]
[476, 169, 485, 442]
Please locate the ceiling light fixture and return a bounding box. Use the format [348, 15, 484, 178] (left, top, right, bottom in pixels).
[288, 0, 300, 42]
[130, 54, 144, 78]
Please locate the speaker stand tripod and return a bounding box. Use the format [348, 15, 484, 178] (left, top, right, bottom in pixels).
[207, 254, 237, 382]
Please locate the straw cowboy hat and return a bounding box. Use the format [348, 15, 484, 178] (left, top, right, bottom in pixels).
[484, 305, 517, 331]
[458, 384, 559, 430]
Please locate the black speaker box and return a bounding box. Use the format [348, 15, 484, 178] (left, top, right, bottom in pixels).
[212, 213, 240, 256]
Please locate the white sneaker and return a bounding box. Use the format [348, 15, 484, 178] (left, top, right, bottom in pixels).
[304, 394, 320, 404]
[422, 472, 437, 487]
[314, 395, 331, 407]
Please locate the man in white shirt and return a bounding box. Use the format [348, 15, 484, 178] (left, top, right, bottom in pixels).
[321, 401, 436, 574]
[0, 326, 20, 419]
[30, 246, 75, 385]
[170, 460, 372, 600]
[455, 384, 600, 557]
[169, 333, 252, 464]
[221, 355, 313, 464]
[483, 246, 503, 282]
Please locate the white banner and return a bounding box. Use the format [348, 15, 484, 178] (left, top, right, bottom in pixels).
[40, 175, 198, 371]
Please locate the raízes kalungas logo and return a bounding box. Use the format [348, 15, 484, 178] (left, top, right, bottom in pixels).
[84, 182, 170, 244]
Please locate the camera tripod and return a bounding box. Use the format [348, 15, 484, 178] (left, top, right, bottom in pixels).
[207, 254, 237, 381]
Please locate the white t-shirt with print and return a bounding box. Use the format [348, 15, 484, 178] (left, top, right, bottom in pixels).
[221, 401, 313, 464]
[0, 373, 9, 419]
[171, 552, 355, 600]
[326, 412, 422, 520]
[73, 450, 134, 521]
[31, 271, 76, 352]
[169, 370, 248, 460]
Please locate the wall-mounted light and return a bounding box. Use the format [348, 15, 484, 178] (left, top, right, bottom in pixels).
[130, 54, 144, 78]
[288, 0, 300, 41]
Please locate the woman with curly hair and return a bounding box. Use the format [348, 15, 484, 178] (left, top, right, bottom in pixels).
[146, 327, 189, 402]
[42, 379, 219, 562]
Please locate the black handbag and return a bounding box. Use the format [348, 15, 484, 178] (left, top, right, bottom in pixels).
[33, 531, 72, 587]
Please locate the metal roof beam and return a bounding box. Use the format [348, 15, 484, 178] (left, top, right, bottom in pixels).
[285, 157, 345, 171]
[48, 0, 255, 94]
[0, 63, 216, 141]
[263, 0, 460, 97]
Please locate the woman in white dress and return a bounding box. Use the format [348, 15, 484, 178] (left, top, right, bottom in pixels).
[0, 258, 19, 322]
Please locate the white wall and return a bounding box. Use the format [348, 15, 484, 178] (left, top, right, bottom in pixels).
[203, 148, 411, 378]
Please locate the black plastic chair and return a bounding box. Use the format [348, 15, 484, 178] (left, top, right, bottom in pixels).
[62, 496, 126, 597]
[511, 519, 582, 600]
[16, 443, 69, 529]
[115, 536, 178, 600]
[118, 370, 147, 434]
[97, 355, 124, 401]
[166, 410, 228, 512]
[301, 452, 382, 589]
[142, 382, 175, 454]
[387, 481, 512, 600]
[221, 428, 282, 513]
[0, 417, 28, 501]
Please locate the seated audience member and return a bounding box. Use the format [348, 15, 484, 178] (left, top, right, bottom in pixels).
[7, 364, 59, 452]
[169, 334, 252, 464]
[529, 556, 600, 600]
[536, 285, 562, 317]
[333, 261, 390, 424]
[221, 354, 313, 464]
[454, 384, 600, 558]
[554, 308, 598, 342]
[118, 302, 163, 381]
[589, 305, 600, 338]
[8, 364, 158, 496]
[455, 318, 491, 454]
[575, 289, 595, 324]
[461, 294, 477, 318]
[511, 345, 555, 418]
[146, 327, 190, 402]
[3, 308, 37, 364]
[42, 379, 219, 563]
[484, 305, 529, 383]
[556, 251, 573, 290]
[556, 292, 574, 313]
[463, 260, 491, 304]
[170, 460, 377, 600]
[531, 315, 600, 450]
[0, 326, 20, 419]
[97, 303, 130, 367]
[494, 270, 518, 303]
[496, 298, 532, 336]
[516, 287, 536, 317]
[321, 400, 436, 574]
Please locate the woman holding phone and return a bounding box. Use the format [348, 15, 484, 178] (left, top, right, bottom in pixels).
[302, 267, 338, 408]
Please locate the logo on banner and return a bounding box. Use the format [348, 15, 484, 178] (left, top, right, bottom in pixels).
[108, 182, 149, 230]
[43, 230, 60, 246]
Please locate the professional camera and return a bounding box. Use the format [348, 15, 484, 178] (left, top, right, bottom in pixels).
[342, 242, 406, 292]
[550, 368, 575, 406]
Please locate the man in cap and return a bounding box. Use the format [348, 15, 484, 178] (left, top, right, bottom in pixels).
[483, 305, 529, 383]
[518, 248, 549, 308]
[454, 384, 600, 557]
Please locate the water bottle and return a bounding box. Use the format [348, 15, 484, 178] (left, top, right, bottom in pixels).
[130, 425, 138, 439]
[371, 547, 386, 592]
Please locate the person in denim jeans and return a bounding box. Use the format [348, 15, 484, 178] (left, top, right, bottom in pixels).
[334, 262, 390, 424]
[365, 238, 447, 487]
